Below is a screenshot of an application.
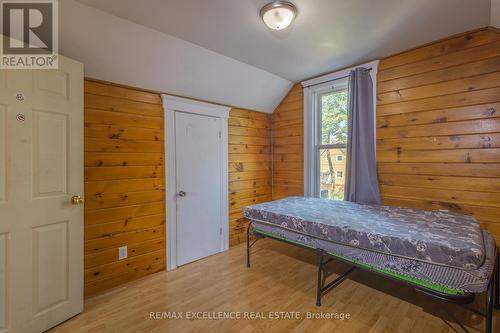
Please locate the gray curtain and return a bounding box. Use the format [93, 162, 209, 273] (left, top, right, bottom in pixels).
[344, 68, 381, 204]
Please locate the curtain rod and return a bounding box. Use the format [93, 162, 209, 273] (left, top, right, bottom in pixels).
[302, 67, 372, 89]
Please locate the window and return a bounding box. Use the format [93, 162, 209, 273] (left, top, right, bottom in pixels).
[316, 88, 348, 201]
[303, 60, 378, 201]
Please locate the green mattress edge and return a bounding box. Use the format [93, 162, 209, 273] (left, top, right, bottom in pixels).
[253, 228, 464, 296]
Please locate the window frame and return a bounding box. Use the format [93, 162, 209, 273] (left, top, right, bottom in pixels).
[302, 60, 379, 198]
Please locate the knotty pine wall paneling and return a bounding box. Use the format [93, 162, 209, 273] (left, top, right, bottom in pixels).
[83, 80, 274, 295]
[84, 79, 166, 297]
[376, 27, 500, 243]
[228, 108, 272, 246]
[270, 28, 500, 243]
[271, 83, 304, 200]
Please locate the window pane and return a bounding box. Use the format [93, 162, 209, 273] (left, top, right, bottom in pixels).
[319, 148, 346, 200]
[320, 90, 348, 145]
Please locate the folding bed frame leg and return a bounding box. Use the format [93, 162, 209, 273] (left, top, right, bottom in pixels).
[486, 276, 494, 333]
[316, 250, 325, 307]
[495, 248, 500, 309]
[246, 221, 252, 268]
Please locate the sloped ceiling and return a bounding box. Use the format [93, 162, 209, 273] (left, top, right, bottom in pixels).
[78, 0, 491, 82]
[59, 0, 292, 113]
[64, 0, 491, 112]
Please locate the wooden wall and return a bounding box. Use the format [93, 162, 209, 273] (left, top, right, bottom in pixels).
[228, 109, 272, 246]
[84, 80, 166, 297]
[377, 27, 500, 243]
[271, 84, 304, 200]
[83, 80, 273, 294]
[270, 28, 500, 243]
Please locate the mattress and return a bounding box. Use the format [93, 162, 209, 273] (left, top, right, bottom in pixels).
[251, 221, 496, 294]
[243, 197, 485, 270]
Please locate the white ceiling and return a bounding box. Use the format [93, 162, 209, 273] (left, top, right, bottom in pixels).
[60, 0, 292, 113]
[78, 0, 491, 82]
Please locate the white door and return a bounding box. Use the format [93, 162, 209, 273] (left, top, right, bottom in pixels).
[175, 112, 223, 266]
[0, 56, 84, 333]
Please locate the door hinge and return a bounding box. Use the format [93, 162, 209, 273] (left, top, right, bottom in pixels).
[220, 227, 223, 235]
[219, 131, 221, 139]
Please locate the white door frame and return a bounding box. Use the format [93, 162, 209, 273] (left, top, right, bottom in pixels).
[162, 94, 230, 271]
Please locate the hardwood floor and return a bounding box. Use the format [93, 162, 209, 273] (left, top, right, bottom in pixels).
[49, 240, 499, 333]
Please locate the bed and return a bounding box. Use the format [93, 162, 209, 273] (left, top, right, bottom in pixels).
[243, 197, 499, 333]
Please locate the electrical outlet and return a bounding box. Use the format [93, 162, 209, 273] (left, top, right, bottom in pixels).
[118, 246, 128, 260]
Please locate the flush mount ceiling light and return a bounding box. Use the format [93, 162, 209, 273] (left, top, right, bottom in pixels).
[260, 1, 297, 30]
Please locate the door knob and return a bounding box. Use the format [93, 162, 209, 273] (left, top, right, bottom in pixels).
[178, 191, 186, 197]
[71, 195, 84, 205]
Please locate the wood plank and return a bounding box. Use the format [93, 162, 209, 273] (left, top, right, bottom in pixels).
[85, 178, 163, 195]
[273, 153, 303, 162]
[229, 179, 272, 191]
[85, 166, 163, 181]
[378, 174, 500, 192]
[230, 108, 270, 121]
[377, 103, 500, 128]
[228, 144, 271, 155]
[85, 250, 164, 283]
[377, 71, 500, 105]
[381, 196, 500, 223]
[379, 29, 500, 70]
[378, 40, 500, 82]
[376, 148, 500, 163]
[378, 57, 500, 93]
[85, 226, 164, 254]
[377, 119, 500, 139]
[85, 152, 163, 167]
[83, 261, 164, 298]
[85, 138, 163, 153]
[229, 195, 271, 213]
[84, 80, 162, 105]
[377, 87, 500, 116]
[228, 161, 271, 172]
[228, 153, 271, 162]
[380, 185, 500, 208]
[85, 108, 163, 129]
[85, 190, 163, 210]
[377, 133, 500, 151]
[228, 116, 271, 129]
[85, 214, 165, 241]
[228, 126, 270, 138]
[228, 170, 271, 182]
[85, 93, 163, 117]
[377, 162, 500, 177]
[84, 238, 164, 269]
[84, 202, 164, 226]
[84, 123, 162, 141]
[272, 125, 303, 138]
[229, 135, 271, 146]
[229, 186, 271, 201]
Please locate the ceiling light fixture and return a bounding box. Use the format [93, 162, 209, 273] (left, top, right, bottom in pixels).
[260, 1, 297, 31]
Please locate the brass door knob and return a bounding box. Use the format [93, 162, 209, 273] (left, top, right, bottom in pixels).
[71, 195, 84, 205]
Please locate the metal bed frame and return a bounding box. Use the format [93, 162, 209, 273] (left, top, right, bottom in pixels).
[246, 221, 500, 333]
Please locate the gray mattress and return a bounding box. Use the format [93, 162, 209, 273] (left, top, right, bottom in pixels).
[243, 197, 485, 270]
[251, 221, 496, 293]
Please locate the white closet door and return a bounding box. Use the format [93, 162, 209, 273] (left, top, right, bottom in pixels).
[175, 112, 223, 266]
